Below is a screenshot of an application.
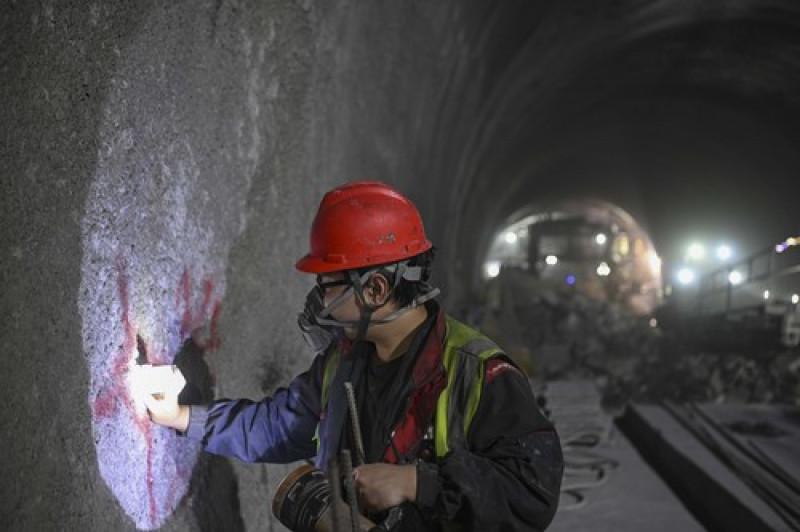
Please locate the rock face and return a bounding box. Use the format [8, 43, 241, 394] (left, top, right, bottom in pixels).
[0, 2, 463, 530]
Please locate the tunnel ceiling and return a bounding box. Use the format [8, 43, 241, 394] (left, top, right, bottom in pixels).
[438, 0, 800, 296]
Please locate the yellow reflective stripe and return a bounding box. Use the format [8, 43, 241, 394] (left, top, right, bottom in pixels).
[315, 348, 341, 451]
[435, 317, 502, 457]
[463, 343, 503, 436]
[434, 340, 459, 456]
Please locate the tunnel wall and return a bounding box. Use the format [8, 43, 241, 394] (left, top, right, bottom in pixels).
[0, 1, 478, 530]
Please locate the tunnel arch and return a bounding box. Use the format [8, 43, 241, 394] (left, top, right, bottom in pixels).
[431, 1, 800, 307]
[480, 198, 662, 315]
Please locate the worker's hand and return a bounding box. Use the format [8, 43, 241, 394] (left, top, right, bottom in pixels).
[352, 463, 416, 512]
[130, 364, 190, 431]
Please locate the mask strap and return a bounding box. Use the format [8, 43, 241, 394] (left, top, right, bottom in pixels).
[314, 266, 439, 328]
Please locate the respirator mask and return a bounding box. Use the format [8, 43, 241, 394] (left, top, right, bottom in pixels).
[297, 262, 440, 353]
[297, 282, 345, 354]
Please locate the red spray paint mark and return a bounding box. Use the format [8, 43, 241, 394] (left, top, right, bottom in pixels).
[92, 256, 139, 418]
[176, 268, 222, 352]
[93, 259, 223, 527]
[91, 255, 159, 525]
[206, 301, 222, 352]
[92, 256, 222, 527]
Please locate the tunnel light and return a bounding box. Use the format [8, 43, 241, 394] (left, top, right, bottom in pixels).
[764, 290, 770, 300]
[648, 251, 662, 276]
[545, 255, 558, 266]
[595, 233, 607, 245]
[485, 261, 501, 278]
[687, 243, 705, 261]
[503, 231, 518, 245]
[793, 294, 799, 305]
[596, 262, 611, 277]
[716, 244, 732, 262]
[777, 237, 799, 253]
[676, 267, 695, 285]
[728, 270, 744, 285]
[566, 274, 576, 285]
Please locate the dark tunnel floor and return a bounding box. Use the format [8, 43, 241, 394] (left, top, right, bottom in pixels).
[465, 266, 800, 531]
[542, 380, 705, 532]
[541, 379, 800, 532]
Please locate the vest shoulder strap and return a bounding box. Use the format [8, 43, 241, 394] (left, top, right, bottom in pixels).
[434, 317, 504, 457]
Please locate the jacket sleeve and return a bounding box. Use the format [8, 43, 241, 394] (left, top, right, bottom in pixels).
[184, 352, 327, 464]
[416, 357, 563, 531]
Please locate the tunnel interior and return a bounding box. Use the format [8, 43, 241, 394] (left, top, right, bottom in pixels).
[438, 2, 800, 307]
[3, 1, 800, 531]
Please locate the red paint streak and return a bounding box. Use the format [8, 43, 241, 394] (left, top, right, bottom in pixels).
[204, 300, 222, 352]
[93, 260, 223, 526]
[93, 391, 117, 417]
[200, 280, 213, 320]
[176, 268, 223, 352]
[90, 255, 159, 526]
[145, 429, 157, 527]
[93, 256, 138, 418]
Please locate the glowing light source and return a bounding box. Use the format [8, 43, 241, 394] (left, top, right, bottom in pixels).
[503, 232, 518, 245]
[566, 274, 576, 285]
[687, 243, 705, 261]
[676, 267, 695, 285]
[716, 244, 732, 261]
[486, 261, 501, 278]
[776, 236, 799, 253]
[649, 318, 658, 328]
[596, 262, 611, 277]
[647, 251, 662, 276]
[130, 364, 186, 402]
[545, 255, 558, 266]
[793, 294, 800, 305]
[728, 270, 743, 285]
[763, 290, 770, 300]
[595, 233, 607, 245]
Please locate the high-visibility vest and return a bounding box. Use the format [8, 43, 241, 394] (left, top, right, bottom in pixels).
[317, 316, 504, 459]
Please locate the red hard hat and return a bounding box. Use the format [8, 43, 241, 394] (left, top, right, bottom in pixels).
[296, 181, 433, 274]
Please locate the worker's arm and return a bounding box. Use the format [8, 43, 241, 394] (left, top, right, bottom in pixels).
[181, 352, 327, 464]
[136, 350, 327, 463]
[416, 357, 563, 531]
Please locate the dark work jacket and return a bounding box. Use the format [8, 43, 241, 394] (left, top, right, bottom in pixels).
[185, 303, 563, 531]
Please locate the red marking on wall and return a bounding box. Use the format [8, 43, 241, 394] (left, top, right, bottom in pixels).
[92, 259, 223, 526]
[206, 300, 222, 352]
[92, 256, 138, 418]
[145, 429, 156, 527]
[89, 256, 158, 524]
[176, 268, 222, 352]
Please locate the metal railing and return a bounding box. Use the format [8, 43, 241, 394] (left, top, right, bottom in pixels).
[694, 242, 800, 317]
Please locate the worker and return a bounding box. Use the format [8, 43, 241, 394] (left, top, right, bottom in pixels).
[139, 180, 563, 531]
